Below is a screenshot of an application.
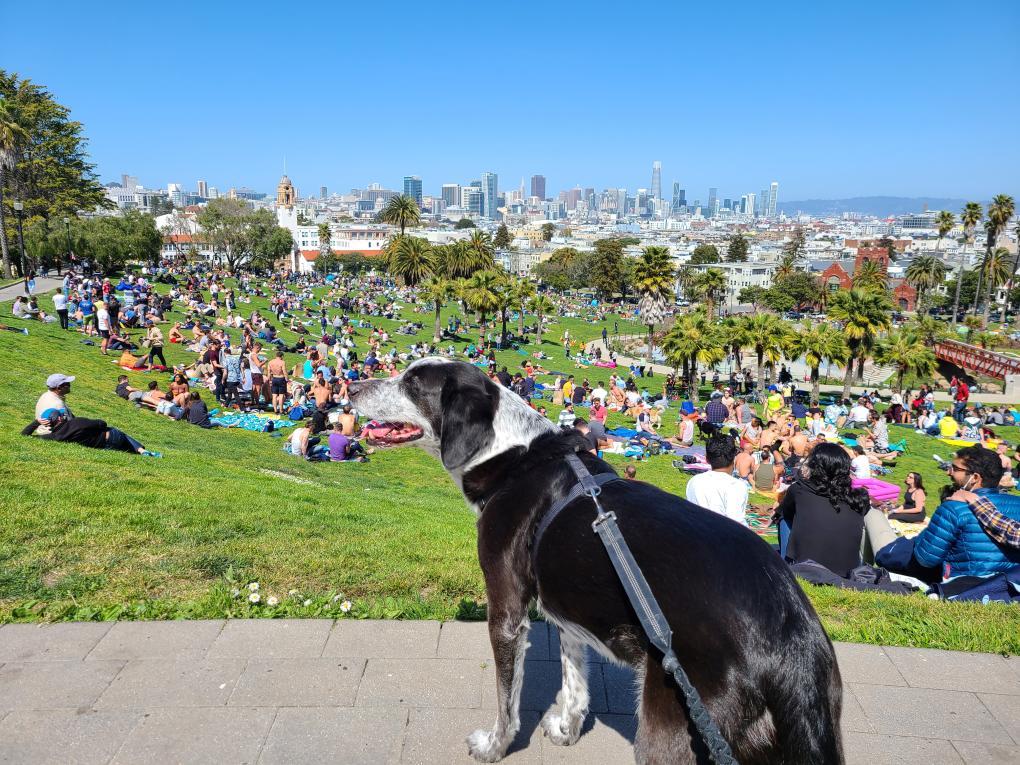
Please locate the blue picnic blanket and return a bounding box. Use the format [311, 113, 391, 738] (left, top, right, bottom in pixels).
[210, 413, 297, 432]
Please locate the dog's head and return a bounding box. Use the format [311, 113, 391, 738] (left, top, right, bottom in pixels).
[348, 358, 554, 474]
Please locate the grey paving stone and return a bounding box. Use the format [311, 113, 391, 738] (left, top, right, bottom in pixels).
[841, 687, 876, 734]
[0, 623, 112, 662]
[87, 619, 224, 661]
[356, 658, 483, 709]
[436, 621, 551, 662]
[481, 660, 608, 714]
[540, 713, 638, 764]
[110, 706, 276, 765]
[0, 709, 141, 765]
[0, 661, 123, 710]
[94, 658, 246, 709]
[401, 707, 543, 764]
[834, 642, 907, 686]
[951, 741, 1020, 764]
[324, 620, 440, 659]
[977, 693, 1020, 745]
[885, 647, 1020, 695]
[207, 618, 332, 659]
[851, 683, 1014, 744]
[599, 662, 638, 715]
[844, 732, 965, 765]
[228, 658, 365, 707]
[259, 706, 407, 765]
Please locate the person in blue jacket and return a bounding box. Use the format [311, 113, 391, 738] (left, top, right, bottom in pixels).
[892, 445, 1020, 580]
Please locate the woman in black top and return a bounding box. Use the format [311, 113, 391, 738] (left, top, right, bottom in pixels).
[776, 442, 870, 577]
[888, 472, 926, 523]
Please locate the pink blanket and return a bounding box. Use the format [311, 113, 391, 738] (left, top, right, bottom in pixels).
[595, 361, 617, 368]
[851, 477, 899, 503]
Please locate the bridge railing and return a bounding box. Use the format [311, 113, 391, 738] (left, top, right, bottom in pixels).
[934, 339, 1020, 380]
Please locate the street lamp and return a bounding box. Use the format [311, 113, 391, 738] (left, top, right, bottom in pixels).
[62, 216, 71, 277]
[12, 201, 28, 294]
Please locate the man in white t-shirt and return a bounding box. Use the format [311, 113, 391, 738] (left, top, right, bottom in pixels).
[96, 301, 111, 354]
[684, 434, 749, 527]
[590, 382, 608, 405]
[34, 373, 75, 437]
[848, 400, 870, 427]
[52, 290, 69, 330]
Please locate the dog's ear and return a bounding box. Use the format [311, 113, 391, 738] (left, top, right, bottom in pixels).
[439, 372, 497, 471]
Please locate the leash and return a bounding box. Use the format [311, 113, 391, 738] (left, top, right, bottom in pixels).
[535, 453, 738, 765]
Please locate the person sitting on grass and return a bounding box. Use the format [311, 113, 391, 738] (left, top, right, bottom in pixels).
[23, 373, 160, 457]
[887, 472, 927, 523]
[684, 433, 748, 527]
[183, 391, 218, 428]
[328, 420, 368, 462]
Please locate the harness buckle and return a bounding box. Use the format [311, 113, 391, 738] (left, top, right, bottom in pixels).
[591, 510, 617, 531]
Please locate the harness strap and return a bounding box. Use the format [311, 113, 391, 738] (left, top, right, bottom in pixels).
[533, 470, 621, 551]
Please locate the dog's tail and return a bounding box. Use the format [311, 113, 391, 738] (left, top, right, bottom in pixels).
[764, 633, 845, 764]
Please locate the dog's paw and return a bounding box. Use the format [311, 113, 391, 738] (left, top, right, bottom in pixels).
[466, 729, 505, 763]
[541, 711, 581, 746]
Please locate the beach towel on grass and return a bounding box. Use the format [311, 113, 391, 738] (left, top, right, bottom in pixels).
[608, 427, 639, 438]
[211, 413, 296, 432]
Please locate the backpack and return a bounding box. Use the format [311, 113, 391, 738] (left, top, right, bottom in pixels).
[289, 406, 305, 421]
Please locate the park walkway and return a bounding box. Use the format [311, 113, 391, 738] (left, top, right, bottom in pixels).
[0, 619, 1016, 764]
[0, 275, 63, 304]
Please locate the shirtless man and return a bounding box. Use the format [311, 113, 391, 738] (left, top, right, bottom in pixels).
[759, 421, 779, 451]
[267, 350, 288, 415]
[338, 404, 358, 436]
[311, 373, 332, 410]
[734, 441, 756, 483]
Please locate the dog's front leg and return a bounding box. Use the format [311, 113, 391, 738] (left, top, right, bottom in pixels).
[542, 626, 589, 745]
[466, 612, 530, 763]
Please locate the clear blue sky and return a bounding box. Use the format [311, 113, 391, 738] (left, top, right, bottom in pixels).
[4, 1, 1019, 202]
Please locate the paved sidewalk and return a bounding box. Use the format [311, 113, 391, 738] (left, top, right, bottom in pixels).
[0, 275, 63, 304]
[0, 620, 1016, 764]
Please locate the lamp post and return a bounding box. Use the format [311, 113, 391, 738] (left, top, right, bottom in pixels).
[63, 217, 71, 276]
[12, 201, 28, 294]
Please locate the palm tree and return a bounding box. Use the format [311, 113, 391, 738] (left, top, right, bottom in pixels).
[935, 211, 955, 250]
[873, 330, 937, 394]
[720, 315, 749, 372]
[421, 276, 454, 342]
[952, 202, 982, 328]
[694, 268, 728, 320]
[774, 254, 798, 282]
[492, 277, 516, 346]
[904, 254, 947, 313]
[981, 246, 1012, 327]
[827, 289, 893, 399]
[463, 270, 502, 323]
[851, 258, 887, 293]
[905, 314, 948, 347]
[0, 99, 29, 279]
[442, 241, 476, 279]
[738, 313, 791, 395]
[675, 265, 698, 302]
[978, 195, 1015, 326]
[633, 246, 676, 363]
[379, 194, 421, 236]
[467, 230, 496, 273]
[317, 222, 332, 264]
[786, 323, 849, 402]
[528, 293, 555, 345]
[511, 278, 536, 337]
[387, 236, 435, 287]
[661, 311, 725, 388]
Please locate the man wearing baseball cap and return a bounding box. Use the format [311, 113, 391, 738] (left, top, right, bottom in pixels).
[25, 373, 160, 457]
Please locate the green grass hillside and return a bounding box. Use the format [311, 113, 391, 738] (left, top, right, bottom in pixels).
[0, 283, 1017, 654]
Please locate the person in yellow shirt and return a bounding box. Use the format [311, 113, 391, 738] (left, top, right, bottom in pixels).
[938, 414, 959, 438]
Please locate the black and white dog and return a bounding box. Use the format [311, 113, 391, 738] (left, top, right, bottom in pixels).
[348, 359, 843, 764]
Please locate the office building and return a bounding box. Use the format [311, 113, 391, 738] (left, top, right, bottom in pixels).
[707, 187, 718, 218]
[441, 184, 461, 208]
[208, 186, 219, 199]
[530, 174, 546, 200]
[197, 180, 208, 198]
[651, 161, 661, 201]
[403, 175, 423, 208]
[759, 189, 769, 216]
[617, 188, 627, 214]
[464, 188, 484, 216]
[745, 192, 756, 217]
[768, 182, 779, 218]
[481, 171, 498, 219]
[320, 186, 328, 199]
[122, 174, 139, 191]
[584, 187, 596, 209]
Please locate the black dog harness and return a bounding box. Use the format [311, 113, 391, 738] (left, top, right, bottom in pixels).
[533, 452, 738, 765]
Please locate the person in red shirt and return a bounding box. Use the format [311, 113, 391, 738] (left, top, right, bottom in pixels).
[954, 380, 970, 422]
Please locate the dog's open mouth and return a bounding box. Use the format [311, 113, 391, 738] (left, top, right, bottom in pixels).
[363, 421, 424, 447]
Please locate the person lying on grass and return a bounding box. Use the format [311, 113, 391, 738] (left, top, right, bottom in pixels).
[23, 373, 160, 457]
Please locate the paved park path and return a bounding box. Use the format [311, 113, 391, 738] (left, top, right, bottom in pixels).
[0, 275, 63, 304]
[0, 619, 1016, 764]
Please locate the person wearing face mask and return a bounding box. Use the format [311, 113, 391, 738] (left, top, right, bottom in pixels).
[868, 445, 1020, 581]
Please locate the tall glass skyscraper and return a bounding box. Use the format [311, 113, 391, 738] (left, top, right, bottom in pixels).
[530, 174, 546, 200]
[768, 182, 779, 218]
[651, 161, 661, 201]
[441, 184, 460, 209]
[481, 172, 498, 219]
[402, 176, 423, 207]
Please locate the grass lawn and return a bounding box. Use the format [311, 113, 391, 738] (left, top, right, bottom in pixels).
[0, 279, 1017, 654]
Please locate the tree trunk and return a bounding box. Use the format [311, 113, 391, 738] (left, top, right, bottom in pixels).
[856, 355, 865, 382]
[0, 169, 13, 278]
[433, 305, 442, 343]
[841, 354, 855, 400]
[972, 250, 986, 315]
[756, 349, 765, 394]
[951, 249, 965, 329]
[518, 304, 525, 337]
[646, 323, 654, 363]
[982, 258, 995, 329]
[536, 313, 543, 345]
[896, 369, 904, 395]
[500, 309, 508, 347]
[811, 366, 820, 403]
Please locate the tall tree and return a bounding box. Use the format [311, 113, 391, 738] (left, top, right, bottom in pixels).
[386, 235, 435, 286]
[874, 330, 937, 394]
[511, 278, 536, 337]
[953, 202, 982, 328]
[851, 258, 887, 293]
[782, 227, 806, 262]
[786, 323, 848, 402]
[467, 230, 496, 273]
[737, 313, 791, 394]
[694, 267, 728, 320]
[590, 238, 624, 300]
[827, 289, 893, 399]
[541, 222, 556, 241]
[0, 98, 28, 277]
[935, 210, 955, 250]
[196, 198, 291, 272]
[317, 222, 332, 264]
[981, 247, 1013, 326]
[421, 276, 454, 342]
[633, 246, 676, 363]
[689, 243, 719, 264]
[528, 293, 555, 345]
[905, 254, 947, 312]
[379, 194, 420, 236]
[662, 311, 725, 387]
[463, 270, 502, 323]
[493, 223, 512, 250]
[978, 194, 1015, 326]
[725, 233, 749, 262]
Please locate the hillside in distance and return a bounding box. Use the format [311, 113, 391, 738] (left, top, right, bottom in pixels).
[777, 196, 971, 218]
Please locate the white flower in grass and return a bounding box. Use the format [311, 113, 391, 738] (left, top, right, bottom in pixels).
[304, 599, 313, 607]
[248, 593, 261, 604]
[339, 600, 352, 613]
[267, 596, 279, 607]
[288, 589, 298, 596]
[248, 582, 260, 592]
[230, 588, 240, 598]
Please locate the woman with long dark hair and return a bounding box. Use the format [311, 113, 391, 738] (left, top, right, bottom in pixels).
[776, 442, 871, 576]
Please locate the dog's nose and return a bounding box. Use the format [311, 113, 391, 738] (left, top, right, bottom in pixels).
[347, 379, 366, 398]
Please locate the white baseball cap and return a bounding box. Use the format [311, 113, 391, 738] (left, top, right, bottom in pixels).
[46, 373, 75, 388]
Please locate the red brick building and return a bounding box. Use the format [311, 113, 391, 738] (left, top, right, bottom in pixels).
[816, 244, 916, 310]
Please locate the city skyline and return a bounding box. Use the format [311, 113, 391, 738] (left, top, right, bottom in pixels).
[6, 2, 1017, 201]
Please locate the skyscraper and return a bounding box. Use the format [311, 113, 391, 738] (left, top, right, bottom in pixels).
[768, 182, 779, 218]
[530, 174, 546, 200]
[617, 188, 627, 214]
[651, 161, 661, 201]
[745, 192, 756, 217]
[670, 182, 681, 215]
[441, 184, 460, 208]
[320, 186, 328, 199]
[759, 189, 769, 216]
[481, 172, 498, 219]
[402, 176, 423, 208]
[197, 180, 208, 198]
[708, 187, 718, 218]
